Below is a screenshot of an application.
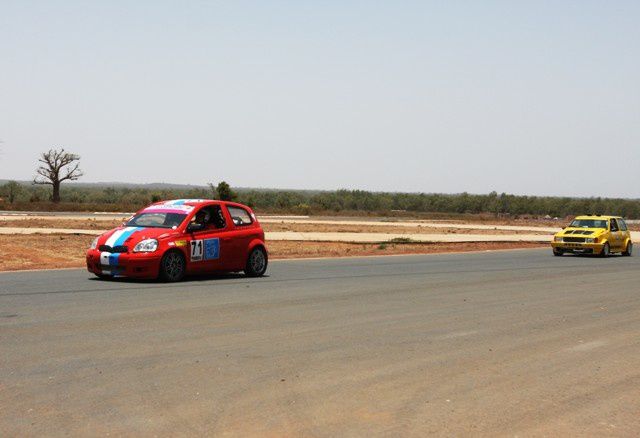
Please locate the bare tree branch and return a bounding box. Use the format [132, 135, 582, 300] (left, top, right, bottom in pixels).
[60, 161, 83, 182]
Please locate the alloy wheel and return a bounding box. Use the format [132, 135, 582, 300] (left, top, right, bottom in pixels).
[250, 249, 266, 274]
[163, 252, 185, 281]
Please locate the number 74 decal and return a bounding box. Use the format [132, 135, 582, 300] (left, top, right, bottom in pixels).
[190, 238, 220, 262]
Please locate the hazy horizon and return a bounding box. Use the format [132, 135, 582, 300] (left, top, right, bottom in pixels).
[1, 1, 639, 198]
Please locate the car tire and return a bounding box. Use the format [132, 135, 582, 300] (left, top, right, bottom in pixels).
[553, 249, 563, 256]
[600, 242, 610, 258]
[245, 246, 268, 277]
[95, 273, 112, 280]
[623, 241, 633, 257]
[159, 250, 186, 282]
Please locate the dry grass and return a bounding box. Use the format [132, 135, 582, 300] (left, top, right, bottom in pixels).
[0, 218, 554, 235]
[0, 234, 545, 272]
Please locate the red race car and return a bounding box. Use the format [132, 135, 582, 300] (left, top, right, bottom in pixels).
[86, 199, 268, 281]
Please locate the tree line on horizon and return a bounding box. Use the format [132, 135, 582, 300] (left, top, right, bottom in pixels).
[1, 181, 639, 218]
[1, 147, 639, 218]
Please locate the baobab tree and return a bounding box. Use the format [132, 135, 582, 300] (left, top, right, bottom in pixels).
[33, 148, 83, 203]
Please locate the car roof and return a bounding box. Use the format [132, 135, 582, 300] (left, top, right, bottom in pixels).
[574, 215, 622, 220]
[151, 199, 250, 209]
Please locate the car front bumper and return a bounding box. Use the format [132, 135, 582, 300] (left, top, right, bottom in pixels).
[551, 241, 604, 254]
[86, 249, 162, 278]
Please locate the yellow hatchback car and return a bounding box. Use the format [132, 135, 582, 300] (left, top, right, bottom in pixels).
[552, 215, 633, 257]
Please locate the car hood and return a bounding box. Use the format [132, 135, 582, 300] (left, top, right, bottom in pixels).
[556, 227, 606, 237]
[97, 226, 180, 249]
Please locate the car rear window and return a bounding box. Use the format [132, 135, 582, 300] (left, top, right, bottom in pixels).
[228, 206, 253, 226]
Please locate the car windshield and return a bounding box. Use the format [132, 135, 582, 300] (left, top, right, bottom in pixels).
[569, 219, 608, 229]
[126, 212, 187, 229]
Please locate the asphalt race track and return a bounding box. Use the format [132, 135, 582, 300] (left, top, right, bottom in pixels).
[2, 249, 639, 436]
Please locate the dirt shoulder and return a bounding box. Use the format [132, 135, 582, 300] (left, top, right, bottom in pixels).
[268, 240, 545, 259]
[262, 222, 552, 235]
[0, 234, 545, 272]
[0, 234, 91, 271]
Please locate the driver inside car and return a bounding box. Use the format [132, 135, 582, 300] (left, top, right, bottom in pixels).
[191, 209, 211, 229]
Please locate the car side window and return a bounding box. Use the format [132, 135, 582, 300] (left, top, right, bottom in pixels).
[610, 219, 619, 232]
[228, 206, 253, 226]
[192, 205, 227, 230]
[618, 219, 628, 231]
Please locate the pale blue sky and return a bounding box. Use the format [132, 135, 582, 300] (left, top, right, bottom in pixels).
[1, 1, 638, 197]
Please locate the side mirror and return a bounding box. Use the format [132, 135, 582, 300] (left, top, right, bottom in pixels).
[186, 222, 204, 233]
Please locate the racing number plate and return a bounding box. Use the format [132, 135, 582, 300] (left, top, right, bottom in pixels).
[190, 239, 203, 261]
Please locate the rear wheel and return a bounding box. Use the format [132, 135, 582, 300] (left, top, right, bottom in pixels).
[245, 246, 268, 277]
[553, 248, 564, 256]
[623, 241, 633, 257]
[600, 242, 610, 258]
[159, 250, 186, 282]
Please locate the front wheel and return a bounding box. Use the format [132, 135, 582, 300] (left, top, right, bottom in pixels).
[600, 242, 610, 258]
[623, 241, 633, 257]
[245, 247, 268, 277]
[159, 250, 186, 282]
[553, 248, 563, 257]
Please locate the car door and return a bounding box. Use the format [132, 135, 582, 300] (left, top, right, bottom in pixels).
[224, 205, 259, 271]
[609, 219, 622, 250]
[618, 218, 631, 246]
[185, 205, 231, 273]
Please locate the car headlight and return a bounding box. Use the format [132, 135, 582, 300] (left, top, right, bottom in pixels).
[133, 239, 158, 253]
[585, 238, 595, 243]
[554, 236, 563, 242]
[90, 237, 99, 249]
